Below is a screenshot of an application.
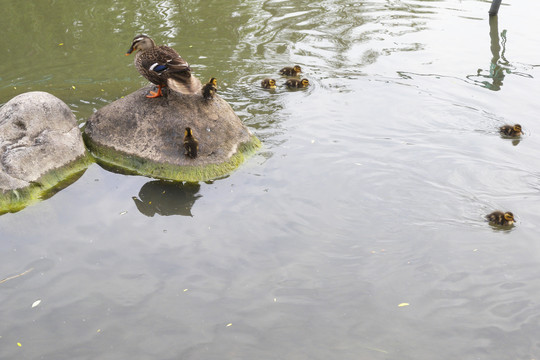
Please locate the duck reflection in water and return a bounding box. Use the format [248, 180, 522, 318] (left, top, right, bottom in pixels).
[132, 180, 202, 217]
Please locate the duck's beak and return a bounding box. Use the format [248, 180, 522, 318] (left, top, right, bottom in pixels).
[125, 45, 134, 56]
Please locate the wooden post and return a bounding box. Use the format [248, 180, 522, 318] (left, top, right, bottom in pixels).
[489, 0, 502, 16]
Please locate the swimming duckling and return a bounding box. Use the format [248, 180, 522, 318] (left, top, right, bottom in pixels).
[261, 78, 277, 89]
[486, 211, 515, 226]
[499, 124, 522, 137]
[285, 78, 309, 88]
[126, 35, 201, 98]
[183, 127, 199, 159]
[280, 65, 302, 76]
[202, 77, 217, 100]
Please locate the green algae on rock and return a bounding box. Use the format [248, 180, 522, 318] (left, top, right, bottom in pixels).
[0, 92, 91, 214]
[83, 85, 260, 182]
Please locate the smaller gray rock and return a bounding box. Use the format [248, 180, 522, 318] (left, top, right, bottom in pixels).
[0, 92, 89, 213]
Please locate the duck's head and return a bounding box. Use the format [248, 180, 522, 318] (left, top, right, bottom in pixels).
[185, 127, 193, 137]
[293, 65, 302, 73]
[504, 212, 515, 223]
[268, 79, 276, 88]
[513, 124, 522, 133]
[209, 78, 217, 87]
[126, 35, 155, 55]
[301, 79, 309, 87]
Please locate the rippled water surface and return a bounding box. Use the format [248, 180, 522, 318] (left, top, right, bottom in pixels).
[2, 0, 540, 359]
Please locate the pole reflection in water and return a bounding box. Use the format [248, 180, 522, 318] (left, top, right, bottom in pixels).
[467, 15, 507, 91]
[132, 180, 202, 217]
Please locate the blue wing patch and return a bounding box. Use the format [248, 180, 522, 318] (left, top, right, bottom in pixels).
[149, 63, 168, 72]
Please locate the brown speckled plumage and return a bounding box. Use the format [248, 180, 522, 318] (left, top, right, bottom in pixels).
[126, 35, 201, 96]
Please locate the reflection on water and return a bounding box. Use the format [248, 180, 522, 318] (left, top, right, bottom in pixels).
[467, 15, 534, 91]
[467, 15, 507, 90]
[132, 180, 202, 217]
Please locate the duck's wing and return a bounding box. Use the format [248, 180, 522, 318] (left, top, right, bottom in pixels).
[139, 46, 191, 75]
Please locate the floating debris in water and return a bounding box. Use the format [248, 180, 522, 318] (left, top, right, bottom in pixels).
[31, 300, 41, 308]
[398, 303, 410, 307]
[119, 211, 127, 215]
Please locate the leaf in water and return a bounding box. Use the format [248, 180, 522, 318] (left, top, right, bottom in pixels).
[58, 43, 64, 46]
[226, 323, 232, 327]
[119, 211, 127, 215]
[17, 342, 22, 347]
[72, 86, 76, 90]
[398, 303, 410, 307]
[31, 299, 41, 308]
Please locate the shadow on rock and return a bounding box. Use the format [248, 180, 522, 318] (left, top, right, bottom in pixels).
[132, 180, 202, 217]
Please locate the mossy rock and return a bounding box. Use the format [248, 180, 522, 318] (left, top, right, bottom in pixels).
[0, 91, 91, 215]
[83, 85, 260, 182]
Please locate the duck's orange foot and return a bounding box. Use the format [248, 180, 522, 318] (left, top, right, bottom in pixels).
[146, 85, 164, 98]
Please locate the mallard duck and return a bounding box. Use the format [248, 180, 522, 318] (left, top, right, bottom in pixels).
[285, 78, 309, 88]
[280, 65, 302, 76]
[261, 78, 277, 89]
[183, 127, 199, 159]
[126, 34, 201, 98]
[499, 124, 522, 137]
[486, 211, 515, 226]
[202, 77, 217, 100]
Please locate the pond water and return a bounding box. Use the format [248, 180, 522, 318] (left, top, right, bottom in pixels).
[2, 0, 540, 358]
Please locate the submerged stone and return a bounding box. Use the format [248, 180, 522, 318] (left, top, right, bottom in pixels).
[0, 91, 91, 214]
[83, 85, 260, 182]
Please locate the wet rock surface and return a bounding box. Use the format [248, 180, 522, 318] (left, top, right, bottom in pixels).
[83, 85, 260, 182]
[0, 91, 89, 212]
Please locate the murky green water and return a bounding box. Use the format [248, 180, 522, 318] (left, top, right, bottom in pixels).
[2, 0, 540, 358]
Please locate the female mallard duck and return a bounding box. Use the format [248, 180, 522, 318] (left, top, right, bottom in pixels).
[285, 78, 309, 88]
[202, 77, 217, 100]
[486, 211, 515, 226]
[183, 127, 199, 159]
[280, 65, 302, 76]
[499, 124, 522, 137]
[261, 78, 277, 89]
[126, 34, 201, 98]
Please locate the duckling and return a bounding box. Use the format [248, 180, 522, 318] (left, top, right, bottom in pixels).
[126, 34, 201, 98]
[280, 65, 302, 76]
[183, 127, 199, 159]
[285, 78, 309, 88]
[499, 124, 522, 137]
[486, 211, 515, 226]
[202, 77, 217, 100]
[261, 78, 277, 89]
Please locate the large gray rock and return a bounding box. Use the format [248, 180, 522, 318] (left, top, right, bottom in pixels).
[84, 85, 260, 182]
[0, 92, 89, 213]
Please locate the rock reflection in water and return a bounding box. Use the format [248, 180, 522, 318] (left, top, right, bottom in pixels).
[132, 180, 202, 217]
